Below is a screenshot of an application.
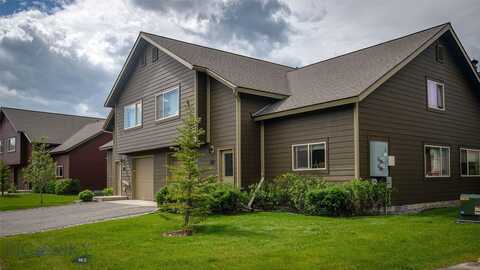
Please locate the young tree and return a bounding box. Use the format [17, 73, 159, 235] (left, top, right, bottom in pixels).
[168, 103, 207, 231]
[22, 139, 56, 205]
[0, 160, 10, 196]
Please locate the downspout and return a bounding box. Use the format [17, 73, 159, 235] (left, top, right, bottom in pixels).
[234, 89, 242, 188]
[353, 102, 360, 179]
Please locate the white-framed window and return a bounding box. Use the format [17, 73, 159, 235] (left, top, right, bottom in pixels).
[0, 140, 3, 153]
[152, 47, 159, 62]
[155, 86, 180, 120]
[292, 142, 327, 171]
[460, 148, 480, 177]
[123, 100, 142, 129]
[436, 43, 445, 63]
[56, 165, 64, 178]
[7, 137, 15, 152]
[427, 79, 445, 110]
[424, 145, 450, 177]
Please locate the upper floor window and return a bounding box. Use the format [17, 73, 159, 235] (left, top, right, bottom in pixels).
[427, 79, 445, 111]
[0, 140, 3, 153]
[436, 43, 445, 63]
[139, 52, 146, 67]
[152, 47, 159, 62]
[292, 142, 326, 171]
[124, 100, 142, 129]
[156, 86, 180, 121]
[56, 165, 64, 178]
[460, 148, 480, 177]
[425, 145, 450, 178]
[7, 137, 16, 152]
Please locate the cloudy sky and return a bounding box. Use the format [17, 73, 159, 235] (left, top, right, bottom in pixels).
[0, 0, 479, 117]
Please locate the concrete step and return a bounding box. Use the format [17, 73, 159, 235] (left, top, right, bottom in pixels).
[93, 196, 128, 202]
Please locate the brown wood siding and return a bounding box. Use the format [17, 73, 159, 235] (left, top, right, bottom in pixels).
[68, 132, 111, 190]
[210, 78, 236, 148]
[105, 150, 113, 188]
[196, 72, 207, 133]
[54, 154, 70, 179]
[115, 43, 196, 154]
[359, 37, 480, 205]
[209, 77, 237, 181]
[0, 115, 21, 165]
[153, 150, 168, 194]
[240, 93, 274, 187]
[264, 105, 355, 181]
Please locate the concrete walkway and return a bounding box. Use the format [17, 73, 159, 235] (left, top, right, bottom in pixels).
[0, 200, 157, 237]
[439, 262, 480, 270]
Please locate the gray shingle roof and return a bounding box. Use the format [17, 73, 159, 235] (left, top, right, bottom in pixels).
[99, 140, 113, 150]
[255, 24, 448, 116]
[51, 120, 106, 154]
[1, 107, 103, 145]
[143, 33, 294, 95]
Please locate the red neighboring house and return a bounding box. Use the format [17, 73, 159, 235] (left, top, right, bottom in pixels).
[0, 107, 111, 190]
[51, 121, 112, 190]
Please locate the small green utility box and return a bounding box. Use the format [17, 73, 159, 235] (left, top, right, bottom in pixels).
[458, 194, 480, 223]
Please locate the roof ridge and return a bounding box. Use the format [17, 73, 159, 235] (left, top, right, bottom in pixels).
[0, 106, 105, 120]
[140, 31, 295, 70]
[290, 22, 450, 73]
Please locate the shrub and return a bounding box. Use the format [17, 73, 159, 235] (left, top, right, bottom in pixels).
[32, 180, 56, 194]
[102, 187, 113, 196]
[249, 173, 325, 211]
[274, 173, 326, 211]
[156, 183, 180, 206]
[45, 180, 56, 194]
[305, 180, 391, 216]
[206, 183, 247, 214]
[79, 189, 95, 202]
[54, 178, 80, 195]
[156, 181, 247, 214]
[7, 185, 17, 194]
[320, 185, 353, 216]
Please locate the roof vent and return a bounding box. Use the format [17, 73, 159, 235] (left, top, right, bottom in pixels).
[472, 59, 479, 72]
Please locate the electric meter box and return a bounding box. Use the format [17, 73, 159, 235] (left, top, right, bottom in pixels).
[458, 194, 480, 223]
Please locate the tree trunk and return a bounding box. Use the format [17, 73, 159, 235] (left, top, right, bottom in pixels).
[40, 190, 44, 205]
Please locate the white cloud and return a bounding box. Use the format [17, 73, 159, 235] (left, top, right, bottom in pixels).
[0, 0, 479, 118]
[0, 85, 49, 105]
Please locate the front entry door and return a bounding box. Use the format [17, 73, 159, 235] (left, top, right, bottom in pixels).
[220, 150, 234, 185]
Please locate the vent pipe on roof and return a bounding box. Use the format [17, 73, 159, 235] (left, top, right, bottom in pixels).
[472, 59, 479, 72]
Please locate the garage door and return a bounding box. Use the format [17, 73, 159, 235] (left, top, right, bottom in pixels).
[134, 157, 154, 201]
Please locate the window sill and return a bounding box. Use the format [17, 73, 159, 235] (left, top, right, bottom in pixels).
[123, 125, 142, 131]
[425, 176, 451, 180]
[155, 115, 180, 124]
[292, 168, 327, 172]
[427, 107, 446, 113]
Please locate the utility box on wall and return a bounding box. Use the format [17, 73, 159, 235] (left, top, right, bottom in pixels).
[370, 141, 389, 177]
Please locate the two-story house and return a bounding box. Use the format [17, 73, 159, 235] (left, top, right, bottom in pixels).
[103, 23, 480, 209]
[0, 107, 110, 190]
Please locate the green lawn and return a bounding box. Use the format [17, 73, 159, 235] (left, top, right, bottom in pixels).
[1, 208, 478, 270]
[0, 193, 78, 211]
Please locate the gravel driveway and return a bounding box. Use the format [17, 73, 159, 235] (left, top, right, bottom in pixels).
[0, 200, 157, 237]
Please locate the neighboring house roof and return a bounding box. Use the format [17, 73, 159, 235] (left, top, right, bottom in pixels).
[0, 107, 104, 145]
[51, 120, 106, 154]
[102, 109, 114, 132]
[105, 23, 480, 120]
[99, 140, 113, 151]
